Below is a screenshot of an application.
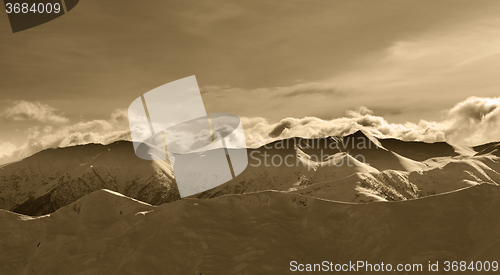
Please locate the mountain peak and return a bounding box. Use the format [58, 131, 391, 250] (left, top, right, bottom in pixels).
[347, 129, 370, 138]
[341, 129, 384, 150]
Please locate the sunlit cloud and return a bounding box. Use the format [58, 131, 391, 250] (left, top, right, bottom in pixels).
[241, 97, 500, 148]
[0, 141, 17, 160]
[1, 100, 69, 124]
[321, 17, 500, 122]
[0, 97, 499, 166]
[0, 109, 130, 165]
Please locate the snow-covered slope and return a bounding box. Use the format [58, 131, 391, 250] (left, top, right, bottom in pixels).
[0, 141, 179, 216]
[1, 185, 500, 274]
[1, 132, 499, 215]
[196, 131, 499, 203]
[194, 131, 428, 199]
[475, 142, 500, 157]
[291, 155, 500, 202]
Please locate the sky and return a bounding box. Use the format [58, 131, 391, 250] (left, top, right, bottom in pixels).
[1, 0, 500, 164]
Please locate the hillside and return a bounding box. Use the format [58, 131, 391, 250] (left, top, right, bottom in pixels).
[1, 185, 499, 274]
[0, 141, 179, 216]
[1, 131, 499, 215]
[475, 142, 500, 157]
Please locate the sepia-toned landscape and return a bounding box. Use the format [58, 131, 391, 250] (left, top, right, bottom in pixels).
[2, 0, 500, 274]
[1, 130, 500, 273]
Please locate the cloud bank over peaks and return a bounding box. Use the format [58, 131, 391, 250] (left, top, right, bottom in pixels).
[0, 108, 131, 165]
[0, 97, 498, 165]
[242, 97, 500, 148]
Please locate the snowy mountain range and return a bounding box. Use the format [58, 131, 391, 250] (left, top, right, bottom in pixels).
[1, 130, 500, 274]
[1, 130, 499, 216]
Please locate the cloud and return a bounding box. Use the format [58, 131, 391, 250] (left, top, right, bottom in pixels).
[0, 109, 130, 165]
[268, 118, 294, 137]
[243, 97, 500, 148]
[193, 17, 500, 125]
[272, 83, 343, 98]
[201, 82, 344, 98]
[0, 141, 17, 161]
[346, 106, 373, 117]
[445, 97, 500, 145]
[1, 97, 500, 166]
[243, 114, 447, 148]
[319, 17, 500, 124]
[200, 82, 351, 120]
[1, 100, 69, 124]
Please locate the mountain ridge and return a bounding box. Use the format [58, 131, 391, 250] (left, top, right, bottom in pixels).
[1, 132, 499, 216]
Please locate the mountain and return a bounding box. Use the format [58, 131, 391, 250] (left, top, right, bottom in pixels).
[194, 131, 425, 200]
[1, 185, 500, 274]
[291, 154, 500, 202]
[0, 141, 180, 216]
[340, 130, 427, 171]
[379, 138, 461, 161]
[195, 130, 499, 202]
[1, 131, 499, 215]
